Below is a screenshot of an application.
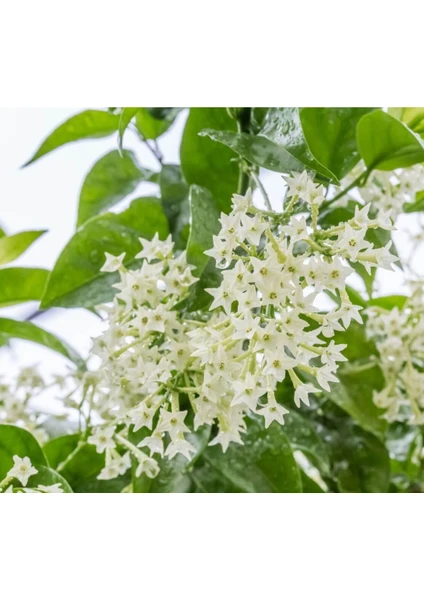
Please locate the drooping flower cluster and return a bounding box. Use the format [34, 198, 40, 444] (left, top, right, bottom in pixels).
[367, 281, 424, 423]
[87, 171, 398, 481]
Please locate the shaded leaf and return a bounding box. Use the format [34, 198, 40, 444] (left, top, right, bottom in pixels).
[186, 185, 220, 276]
[135, 108, 177, 140]
[0, 424, 47, 480]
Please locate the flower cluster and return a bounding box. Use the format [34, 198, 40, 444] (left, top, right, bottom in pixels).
[367, 281, 424, 423]
[87, 171, 398, 481]
[343, 163, 424, 219]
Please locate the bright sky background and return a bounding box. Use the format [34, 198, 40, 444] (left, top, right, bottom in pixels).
[0, 108, 418, 379]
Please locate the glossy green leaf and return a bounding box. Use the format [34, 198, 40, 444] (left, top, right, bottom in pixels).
[76, 150, 154, 226]
[23, 110, 120, 166]
[0, 267, 49, 307]
[0, 424, 48, 481]
[357, 109, 424, 171]
[181, 108, 239, 213]
[0, 317, 85, 369]
[28, 465, 73, 492]
[259, 107, 337, 180]
[186, 185, 220, 276]
[283, 411, 330, 476]
[118, 108, 140, 151]
[199, 416, 302, 493]
[135, 108, 176, 140]
[299, 107, 375, 179]
[43, 434, 81, 469]
[388, 107, 424, 134]
[41, 197, 169, 309]
[200, 129, 306, 176]
[0, 230, 46, 266]
[57, 442, 103, 489]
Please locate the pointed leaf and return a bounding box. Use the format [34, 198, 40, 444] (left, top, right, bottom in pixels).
[118, 108, 140, 151]
[0, 267, 49, 307]
[0, 230, 46, 265]
[23, 110, 120, 166]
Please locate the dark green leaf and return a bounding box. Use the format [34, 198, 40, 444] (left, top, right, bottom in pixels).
[0, 424, 47, 480]
[200, 129, 307, 177]
[299, 107, 375, 179]
[300, 470, 325, 493]
[200, 416, 302, 493]
[259, 107, 337, 181]
[181, 108, 239, 213]
[76, 150, 154, 226]
[0, 230, 46, 265]
[58, 442, 103, 489]
[159, 164, 190, 247]
[0, 317, 85, 369]
[357, 109, 424, 171]
[283, 411, 330, 476]
[41, 197, 169, 309]
[325, 422, 390, 492]
[186, 185, 220, 276]
[0, 268, 49, 307]
[23, 110, 120, 166]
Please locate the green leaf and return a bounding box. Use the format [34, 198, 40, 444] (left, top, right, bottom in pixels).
[76, 150, 154, 226]
[186, 185, 220, 276]
[199, 416, 302, 493]
[0, 317, 85, 369]
[299, 107, 375, 179]
[158, 164, 190, 248]
[404, 190, 424, 213]
[146, 108, 181, 121]
[388, 107, 424, 134]
[0, 424, 47, 481]
[357, 109, 424, 171]
[0, 230, 46, 266]
[135, 108, 177, 140]
[300, 471, 325, 493]
[43, 434, 81, 469]
[23, 110, 120, 166]
[28, 465, 73, 493]
[118, 108, 140, 151]
[0, 267, 49, 307]
[57, 442, 103, 489]
[200, 129, 307, 177]
[41, 197, 169, 309]
[259, 107, 338, 181]
[326, 422, 390, 492]
[181, 108, 239, 213]
[368, 295, 408, 310]
[283, 411, 330, 476]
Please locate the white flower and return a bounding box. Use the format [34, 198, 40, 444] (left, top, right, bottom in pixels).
[37, 484, 64, 493]
[7, 456, 38, 487]
[256, 401, 289, 428]
[88, 426, 116, 453]
[101, 252, 126, 273]
[294, 383, 320, 408]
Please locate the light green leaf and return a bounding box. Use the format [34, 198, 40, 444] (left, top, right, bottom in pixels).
[76, 150, 154, 226]
[199, 416, 302, 493]
[23, 110, 120, 166]
[118, 108, 140, 151]
[388, 107, 424, 135]
[135, 108, 177, 140]
[181, 108, 239, 213]
[368, 295, 408, 310]
[0, 424, 47, 481]
[299, 107, 375, 179]
[0, 267, 49, 307]
[41, 197, 169, 309]
[259, 107, 338, 181]
[404, 190, 424, 213]
[357, 109, 424, 171]
[0, 230, 46, 265]
[0, 317, 85, 369]
[28, 465, 73, 493]
[186, 185, 220, 276]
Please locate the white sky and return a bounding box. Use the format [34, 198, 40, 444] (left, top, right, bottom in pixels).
[0, 108, 419, 378]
